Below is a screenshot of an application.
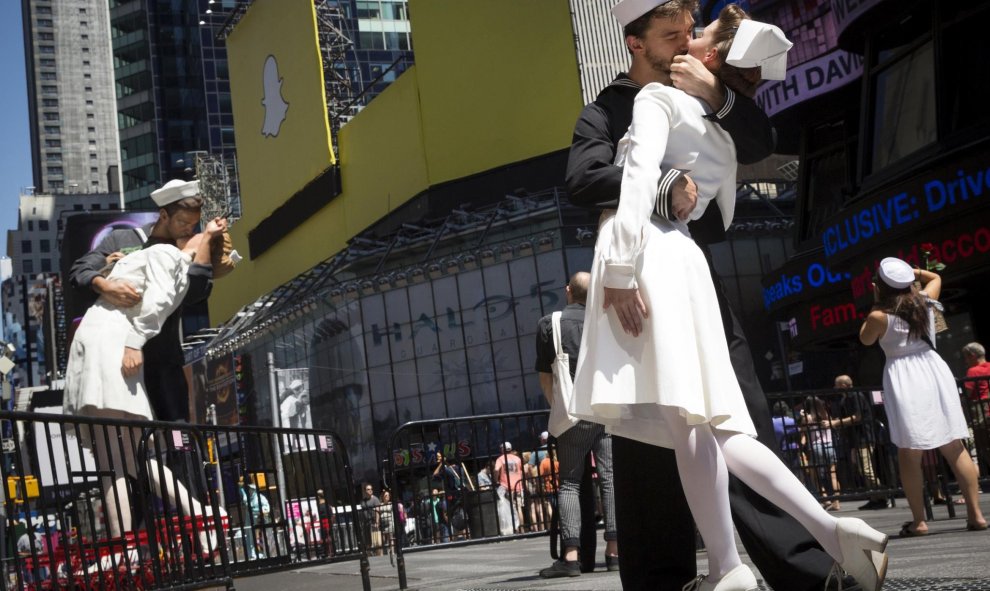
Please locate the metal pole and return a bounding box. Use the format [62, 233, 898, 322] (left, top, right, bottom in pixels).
[206, 403, 227, 509]
[267, 352, 288, 520]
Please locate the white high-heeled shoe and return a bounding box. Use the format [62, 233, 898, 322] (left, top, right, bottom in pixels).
[681, 564, 758, 591]
[835, 517, 888, 591]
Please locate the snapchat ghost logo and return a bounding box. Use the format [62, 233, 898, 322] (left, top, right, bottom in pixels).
[261, 55, 289, 137]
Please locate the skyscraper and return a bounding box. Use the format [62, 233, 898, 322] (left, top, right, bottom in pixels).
[111, 0, 237, 209]
[21, 0, 121, 196]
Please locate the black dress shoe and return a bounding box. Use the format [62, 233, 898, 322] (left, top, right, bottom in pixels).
[539, 559, 581, 578]
[605, 555, 620, 572]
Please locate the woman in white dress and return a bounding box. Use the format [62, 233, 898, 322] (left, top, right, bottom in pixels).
[63, 218, 227, 544]
[571, 8, 888, 591]
[859, 257, 986, 536]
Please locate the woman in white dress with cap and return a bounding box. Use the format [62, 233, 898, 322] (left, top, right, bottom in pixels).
[63, 217, 233, 553]
[859, 257, 986, 537]
[571, 5, 888, 590]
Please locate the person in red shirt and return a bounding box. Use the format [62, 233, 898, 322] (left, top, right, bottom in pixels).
[962, 342, 990, 474]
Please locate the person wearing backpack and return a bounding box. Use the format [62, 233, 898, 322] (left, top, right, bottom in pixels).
[534, 272, 618, 578]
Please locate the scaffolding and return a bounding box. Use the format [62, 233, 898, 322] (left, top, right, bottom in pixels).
[315, 0, 363, 153]
[194, 150, 241, 223]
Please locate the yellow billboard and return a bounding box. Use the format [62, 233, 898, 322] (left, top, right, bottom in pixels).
[226, 0, 335, 231]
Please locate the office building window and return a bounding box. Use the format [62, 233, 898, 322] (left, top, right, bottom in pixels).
[37, 18, 53, 27]
[40, 240, 51, 254]
[79, 7, 87, 13]
[40, 58, 55, 67]
[47, 166, 63, 175]
[38, 32, 54, 40]
[41, 71, 57, 80]
[44, 125, 60, 134]
[27, 221, 33, 231]
[44, 139, 61, 148]
[86, 100, 94, 106]
[42, 98, 58, 107]
[41, 259, 52, 273]
[43, 112, 59, 121]
[80, 20, 88, 26]
[23, 260, 34, 274]
[871, 41, 936, 171]
[83, 60, 90, 66]
[82, 34, 89, 40]
[36, 5, 52, 14]
[85, 86, 92, 92]
[87, 113, 94, 119]
[84, 73, 91, 79]
[92, 203, 101, 210]
[21, 240, 32, 254]
[39, 220, 49, 231]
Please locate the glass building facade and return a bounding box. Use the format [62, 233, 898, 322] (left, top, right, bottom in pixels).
[110, 0, 236, 209]
[202, 189, 794, 484]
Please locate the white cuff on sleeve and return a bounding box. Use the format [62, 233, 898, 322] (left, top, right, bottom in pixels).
[604, 263, 637, 289]
[125, 331, 147, 350]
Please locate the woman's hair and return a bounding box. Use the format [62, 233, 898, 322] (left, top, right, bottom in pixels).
[772, 400, 791, 417]
[710, 5, 762, 98]
[800, 396, 830, 421]
[873, 273, 929, 340]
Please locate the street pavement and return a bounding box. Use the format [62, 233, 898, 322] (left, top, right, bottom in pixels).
[231, 493, 990, 591]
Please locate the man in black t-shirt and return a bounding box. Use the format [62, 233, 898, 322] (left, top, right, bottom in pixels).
[825, 376, 888, 510]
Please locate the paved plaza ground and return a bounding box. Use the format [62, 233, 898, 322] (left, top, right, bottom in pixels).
[231, 492, 990, 591]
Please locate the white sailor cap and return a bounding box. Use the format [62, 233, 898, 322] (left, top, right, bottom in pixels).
[150, 179, 201, 207]
[611, 0, 671, 27]
[725, 20, 793, 80]
[877, 257, 915, 289]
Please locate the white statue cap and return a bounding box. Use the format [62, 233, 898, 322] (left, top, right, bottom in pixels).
[725, 20, 793, 80]
[150, 179, 200, 207]
[611, 0, 672, 27]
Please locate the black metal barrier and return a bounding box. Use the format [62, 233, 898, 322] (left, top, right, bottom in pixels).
[768, 380, 990, 518]
[0, 410, 372, 591]
[385, 410, 564, 589]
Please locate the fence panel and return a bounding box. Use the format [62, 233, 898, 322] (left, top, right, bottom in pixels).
[0, 410, 371, 591]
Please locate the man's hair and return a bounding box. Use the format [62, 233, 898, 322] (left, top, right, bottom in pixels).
[710, 5, 762, 98]
[162, 196, 204, 217]
[963, 342, 986, 358]
[623, 0, 698, 39]
[568, 271, 591, 304]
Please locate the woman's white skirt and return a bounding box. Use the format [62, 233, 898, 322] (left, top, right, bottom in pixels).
[570, 213, 756, 448]
[62, 302, 155, 421]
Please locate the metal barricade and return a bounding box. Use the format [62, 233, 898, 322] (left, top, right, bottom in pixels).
[769, 381, 990, 517]
[385, 409, 561, 589]
[0, 410, 372, 591]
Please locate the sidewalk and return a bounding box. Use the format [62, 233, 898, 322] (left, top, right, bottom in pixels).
[232, 493, 990, 591]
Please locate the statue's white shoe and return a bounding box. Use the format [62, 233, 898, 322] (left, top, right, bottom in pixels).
[682, 564, 759, 591]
